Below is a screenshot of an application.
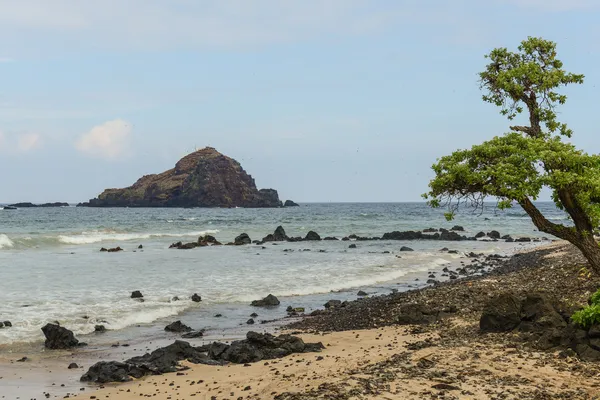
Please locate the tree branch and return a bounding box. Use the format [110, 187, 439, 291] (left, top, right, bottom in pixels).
[510, 125, 534, 135]
[519, 197, 578, 241]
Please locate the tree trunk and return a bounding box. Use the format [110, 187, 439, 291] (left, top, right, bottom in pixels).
[572, 234, 600, 275]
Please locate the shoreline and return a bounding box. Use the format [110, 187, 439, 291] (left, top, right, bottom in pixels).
[3, 240, 595, 399]
[57, 240, 600, 399]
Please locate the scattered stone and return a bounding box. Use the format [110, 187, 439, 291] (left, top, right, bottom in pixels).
[400, 246, 414, 252]
[94, 325, 106, 333]
[357, 290, 368, 296]
[487, 230, 501, 239]
[247, 318, 255, 325]
[348, 244, 357, 249]
[68, 363, 79, 369]
[131, 291, 143, 299]
[191, 293, 202, 302]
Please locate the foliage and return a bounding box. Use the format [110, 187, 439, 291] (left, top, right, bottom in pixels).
[423, 36, 600, 235]
[479, 36, 584, 137]
[571, 288, 600, 329]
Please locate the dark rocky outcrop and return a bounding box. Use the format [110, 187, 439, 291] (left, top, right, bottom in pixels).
[41, 323, 83, 350]
[81, 332, 324, 383]
[324, 300, 342, 309]
[400, 246, 414, 252]
[284, 200, 299, 207]
[3, 206, 17, 210]
[8, 202, 69, 208]
[191, 293, 202, 302]
[1, 321, 12, 328]
[304, 231, 321, 241]
[261, 226, 289, 243]
[251, 294, 280, 307]
[381, 230, 466, 241]
[94, 325, 106, 333]
[131, 291, 143, 299]
[487, 230, 501, 239]
[234, 233, 251, 245]
[81, 147, 283, 208]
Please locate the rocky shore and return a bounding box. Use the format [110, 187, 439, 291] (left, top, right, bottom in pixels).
[59, 242, 600, 399]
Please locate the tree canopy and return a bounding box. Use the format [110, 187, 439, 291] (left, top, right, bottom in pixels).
[424, 36, 600, 272]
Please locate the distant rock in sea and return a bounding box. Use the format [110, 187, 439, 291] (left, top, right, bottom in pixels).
[8, 202, 69, 208]
[284, 200, 299, 207]
[79, 147, 285, 208]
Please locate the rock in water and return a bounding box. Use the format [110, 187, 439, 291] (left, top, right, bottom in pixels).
[191, 293, 202, 302]
[165, 321, 193, 333]
[304, 231, 321, 241]
[283, 200, 299, 207]
[41, 323, 81, 349]
[131, 290, 143, 299]
[82, 147, 283, 208]
[251, 294, 280, 307]
[234, 233, 251, 245]
[480, 293, 522, 332]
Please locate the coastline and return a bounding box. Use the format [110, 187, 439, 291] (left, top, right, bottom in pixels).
[4, 241, 600, 399]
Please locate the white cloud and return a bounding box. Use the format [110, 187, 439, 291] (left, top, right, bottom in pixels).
[17, 133, 41, 151]
[75, 119, 133, 160]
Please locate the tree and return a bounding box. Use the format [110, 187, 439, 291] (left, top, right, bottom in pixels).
[423, 36, 600, 273]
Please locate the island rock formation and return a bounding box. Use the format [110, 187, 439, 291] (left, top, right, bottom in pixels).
[81, 147, 285, 208]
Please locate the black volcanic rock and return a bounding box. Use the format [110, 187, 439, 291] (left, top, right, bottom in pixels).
[41, 323, 82, 350]
[82, 147, 283, 208]
[284, 200, 299, 207]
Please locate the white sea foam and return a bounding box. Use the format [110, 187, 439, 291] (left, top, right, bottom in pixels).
[57, 230, 220, 244]
[0, 234, 14, 249]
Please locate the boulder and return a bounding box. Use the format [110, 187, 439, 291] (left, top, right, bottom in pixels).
[2, 321, 11, 328]
[191, 293, 202, 302]
[348, 244, 357, 249]
[480, 293, 522, 332]
[234, 233, 251, 245]
[251, 294, 280, 307]
[247, 318, 255, 325]
[94, 325, 106, 333]
[357, 290, 368, 296]
[304, 231, 321, 241]
[131, 290, 143, 299]
[451, 225, 464, 231]
[475, 232, 486, 238]
[165, 321, 193, 333]
[276, 228, 288, 240]
[68, 363, 79, 369]
[41, 323, 82, 349]
[400, 246, 414, 252]
[284, 200, 299, 207]
[487, 230, 501, 239]
[107, 247, 123, 252]
[520, 293, 566, 331]
[423, 228, 438, 233]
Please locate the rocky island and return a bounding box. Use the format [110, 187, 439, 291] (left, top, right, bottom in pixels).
[80, 147, 292, 208]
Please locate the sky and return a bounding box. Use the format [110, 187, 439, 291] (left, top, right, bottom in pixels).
[0, 0, 599, 203]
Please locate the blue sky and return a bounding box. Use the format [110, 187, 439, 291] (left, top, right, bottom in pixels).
[0, 0, 599, 203]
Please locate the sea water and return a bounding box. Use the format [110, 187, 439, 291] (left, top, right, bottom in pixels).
[0, 202, 567, 350]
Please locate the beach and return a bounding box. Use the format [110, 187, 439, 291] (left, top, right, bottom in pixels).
[2, 241, 600, 399]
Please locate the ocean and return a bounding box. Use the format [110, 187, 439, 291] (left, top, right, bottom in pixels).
[0, 202, 567, 351]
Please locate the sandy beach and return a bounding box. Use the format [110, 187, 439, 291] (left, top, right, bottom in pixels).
[40, 241, 597, 400]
